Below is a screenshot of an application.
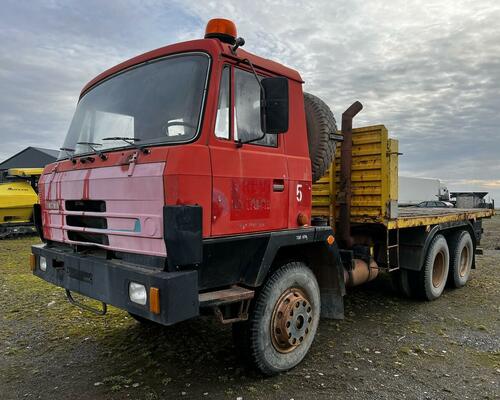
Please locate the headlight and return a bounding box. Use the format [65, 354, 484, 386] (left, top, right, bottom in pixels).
[40, 256, 47, 271]
[129, 282, 147, 305]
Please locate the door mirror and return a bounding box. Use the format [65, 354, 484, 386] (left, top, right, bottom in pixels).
[260, 77, 289, 134]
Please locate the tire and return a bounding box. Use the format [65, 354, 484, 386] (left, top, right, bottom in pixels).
[416, 234, 450, 300]
[232, 262, 321, 375]
[304, 92, 338, 182]
[447, 230, 473, 288]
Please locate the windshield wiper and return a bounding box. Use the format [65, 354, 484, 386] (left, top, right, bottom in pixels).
[102, 137, 150, 154]
[76, 142, 107, 161]
[60, 147, 77, 164]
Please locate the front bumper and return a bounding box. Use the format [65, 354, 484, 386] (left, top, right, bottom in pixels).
[31, 244, 199, 325]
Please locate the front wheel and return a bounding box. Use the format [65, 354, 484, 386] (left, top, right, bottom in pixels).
[232, 262, 320, 375]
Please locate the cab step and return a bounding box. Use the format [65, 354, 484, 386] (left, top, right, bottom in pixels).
[199, 285, 255, 324]
[199, 285, 254, 307]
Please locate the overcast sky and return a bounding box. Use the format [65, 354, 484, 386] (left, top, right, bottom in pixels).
[1, 0, 499, 201]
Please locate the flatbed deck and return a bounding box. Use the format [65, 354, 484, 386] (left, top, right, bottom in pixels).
[385, 207, 494, 229]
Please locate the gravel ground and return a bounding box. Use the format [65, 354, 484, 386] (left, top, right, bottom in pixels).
[1, 216, 499, 400]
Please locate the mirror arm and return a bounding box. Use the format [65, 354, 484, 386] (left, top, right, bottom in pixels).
[234, 58, 269, 147]
[240, 58, 265, 97]
[235, 131, 267, 147]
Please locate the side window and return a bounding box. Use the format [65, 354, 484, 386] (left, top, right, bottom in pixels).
[215, 66, 230, 139]
[234, 68, 277, 147]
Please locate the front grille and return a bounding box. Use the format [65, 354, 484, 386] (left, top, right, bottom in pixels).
[65, 200, 106, 212]
[66, 215, 107, 229]
[67, 231, 109, 245]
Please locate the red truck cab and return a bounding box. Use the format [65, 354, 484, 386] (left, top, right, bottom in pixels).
[39, 22, 312, 253]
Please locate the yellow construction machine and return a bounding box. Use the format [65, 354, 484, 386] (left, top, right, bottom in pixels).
[0, 168, 43, 238]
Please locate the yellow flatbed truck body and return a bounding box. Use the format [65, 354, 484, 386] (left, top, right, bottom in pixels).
[312, 125, 494, 230]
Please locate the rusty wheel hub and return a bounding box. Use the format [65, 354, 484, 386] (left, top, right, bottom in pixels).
[271, 288, 313, 353]
[459, 246, 469, 277]
[432, 251, 446, 288]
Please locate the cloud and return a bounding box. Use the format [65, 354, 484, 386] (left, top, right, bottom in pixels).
[0, 0, 197, 159]
[0, 0, 499, 200]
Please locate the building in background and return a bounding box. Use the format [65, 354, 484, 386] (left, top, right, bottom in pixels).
[0, 147, 58, 182]
[450, 192, 494, 209]
[398, 176, 449, 206]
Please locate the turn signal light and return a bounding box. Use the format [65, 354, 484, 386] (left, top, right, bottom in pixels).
[149, 287, 160, 314]
[29, 254, 36, 271]
[204, 18, 237, 44]
[327, 235, 335, 245]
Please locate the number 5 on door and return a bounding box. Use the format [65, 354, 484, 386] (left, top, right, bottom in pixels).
[296, 184, 303, 202]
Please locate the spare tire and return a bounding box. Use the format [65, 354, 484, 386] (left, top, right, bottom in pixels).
[304, 92, 338, 182]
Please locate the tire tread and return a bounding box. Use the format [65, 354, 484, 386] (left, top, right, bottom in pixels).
[416, 234, 449, 301]
[304, 93, 337, 182]
[447, 230, 473, 288]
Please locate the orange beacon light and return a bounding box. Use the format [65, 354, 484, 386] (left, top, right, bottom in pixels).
[204, 18, 237, 44]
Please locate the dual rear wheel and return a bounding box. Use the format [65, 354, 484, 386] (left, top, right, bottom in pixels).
[394, 230, 474, 301]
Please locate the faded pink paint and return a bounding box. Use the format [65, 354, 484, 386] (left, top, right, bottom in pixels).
[39, 162, 166, 257]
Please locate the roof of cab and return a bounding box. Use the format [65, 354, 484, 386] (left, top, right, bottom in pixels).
[80, 38, 303, 97]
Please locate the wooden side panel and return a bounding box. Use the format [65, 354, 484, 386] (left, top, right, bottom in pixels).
[312, 125, 399, 225]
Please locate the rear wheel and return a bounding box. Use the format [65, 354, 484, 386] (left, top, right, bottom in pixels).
[448, 230, 473, 288]
[232, 262, 320, 375]
[416, 234, 449, 300]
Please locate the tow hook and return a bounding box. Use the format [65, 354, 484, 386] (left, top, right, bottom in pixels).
[65, 290, 107, 316]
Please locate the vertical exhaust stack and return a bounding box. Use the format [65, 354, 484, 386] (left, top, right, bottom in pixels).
[338, 101, 363, 249]
[337, 101, 380, 288]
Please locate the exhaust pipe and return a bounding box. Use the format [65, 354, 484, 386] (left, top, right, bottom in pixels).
[338, 101, 363, 249]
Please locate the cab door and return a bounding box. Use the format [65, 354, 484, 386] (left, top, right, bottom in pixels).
[209, 65, 289, 236]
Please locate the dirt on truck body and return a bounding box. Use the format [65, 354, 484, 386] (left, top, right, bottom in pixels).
[26, 16, 494, 379]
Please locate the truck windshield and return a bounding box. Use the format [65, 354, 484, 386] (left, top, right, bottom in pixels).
[59, 53, 210, 159]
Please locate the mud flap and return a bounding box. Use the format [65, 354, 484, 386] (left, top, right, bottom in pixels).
[313, 242, 346, 319]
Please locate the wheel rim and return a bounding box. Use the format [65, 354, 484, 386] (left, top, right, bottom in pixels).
[459, 246, 470, 277]
[271, 288, 314, 354]
[432, 251, 446, 288]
